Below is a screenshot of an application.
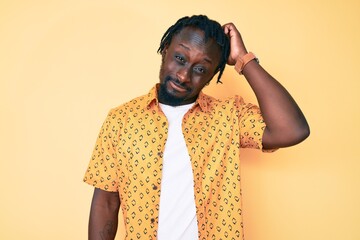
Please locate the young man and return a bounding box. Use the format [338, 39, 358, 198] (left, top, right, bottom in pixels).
[84, 15, 309, 240]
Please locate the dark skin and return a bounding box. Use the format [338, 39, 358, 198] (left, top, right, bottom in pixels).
[158, 27, 221, 106]
[89, 188, 120, 240]
[88, 24, 309, 240]
[223, 23, 309, 148]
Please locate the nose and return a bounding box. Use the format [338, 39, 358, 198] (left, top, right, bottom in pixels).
[176, 66, 190, 83]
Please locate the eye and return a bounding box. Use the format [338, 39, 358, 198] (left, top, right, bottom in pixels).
[175, 55, 185, 63]
[194, 66, 206, 74]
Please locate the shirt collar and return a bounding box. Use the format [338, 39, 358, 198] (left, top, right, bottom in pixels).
[145, 84, 210, 113]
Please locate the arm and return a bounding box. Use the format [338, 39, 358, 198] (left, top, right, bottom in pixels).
[223, 23, 310, 149]
[89, 188, 121, 240]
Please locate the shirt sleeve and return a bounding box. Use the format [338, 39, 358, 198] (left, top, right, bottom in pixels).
[236, 96, 277, 152]
[83, 109, 120, 191]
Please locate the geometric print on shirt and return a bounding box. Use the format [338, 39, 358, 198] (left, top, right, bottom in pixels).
[84, 84, 273, 240]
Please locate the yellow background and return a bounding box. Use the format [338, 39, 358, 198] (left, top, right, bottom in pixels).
[1, 0, 359, 239]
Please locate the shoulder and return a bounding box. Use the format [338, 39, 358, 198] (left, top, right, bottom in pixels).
[200, 92, 246, 111]
[109, 92, 150, 115]
[97, 93, 149, 131]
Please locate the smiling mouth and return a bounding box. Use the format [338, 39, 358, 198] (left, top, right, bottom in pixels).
[168, 79, 189, 93]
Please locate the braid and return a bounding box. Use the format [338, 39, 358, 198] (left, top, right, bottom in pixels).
[158, 15, 230, 84]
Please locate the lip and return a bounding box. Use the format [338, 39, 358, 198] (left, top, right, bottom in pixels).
[168, 80, 188, 93]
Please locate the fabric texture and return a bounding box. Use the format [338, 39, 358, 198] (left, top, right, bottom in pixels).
[83, 84, 268, 240]
[157, 103, 198, 240]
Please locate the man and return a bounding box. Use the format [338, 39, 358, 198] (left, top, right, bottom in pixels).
[84, 15, 309, 240]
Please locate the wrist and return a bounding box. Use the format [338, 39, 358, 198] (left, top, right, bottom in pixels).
[234, 52, 259, 75]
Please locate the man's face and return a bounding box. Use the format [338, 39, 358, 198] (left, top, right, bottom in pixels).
[158, 27, 221, 106]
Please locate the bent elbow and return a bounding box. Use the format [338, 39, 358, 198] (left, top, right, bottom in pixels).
[294, 123, 310, 144]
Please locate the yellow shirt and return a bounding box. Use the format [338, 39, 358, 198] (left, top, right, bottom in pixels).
[84, 84, 268, 240]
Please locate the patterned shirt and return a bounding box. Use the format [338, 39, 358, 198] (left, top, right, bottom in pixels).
[84, 84, 268, 240]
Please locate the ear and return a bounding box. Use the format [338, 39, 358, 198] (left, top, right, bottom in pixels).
[162, 45, 168, 56]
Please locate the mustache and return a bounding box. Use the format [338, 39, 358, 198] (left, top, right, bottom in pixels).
[164, 76, 192, 91]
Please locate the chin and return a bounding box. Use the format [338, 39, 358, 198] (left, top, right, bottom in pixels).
[158, 82, 187, 106]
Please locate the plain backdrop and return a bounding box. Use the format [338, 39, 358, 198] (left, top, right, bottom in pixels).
[1, 0, 359, 239]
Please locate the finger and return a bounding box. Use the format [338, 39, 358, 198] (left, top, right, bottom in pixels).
[222, 23, 233, 34]
[223, 24, 229, 34]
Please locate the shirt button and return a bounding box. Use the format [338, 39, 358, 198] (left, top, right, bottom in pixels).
[157, 152, 163, 157]
[150, 218, 155, 223]
[153, 185, 158, 190]
[162, 122, 166, 127]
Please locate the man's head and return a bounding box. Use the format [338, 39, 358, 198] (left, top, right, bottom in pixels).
[157, 15, 230, 106]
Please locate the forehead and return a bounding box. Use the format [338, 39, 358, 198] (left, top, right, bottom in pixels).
[171, 27, 221, 59]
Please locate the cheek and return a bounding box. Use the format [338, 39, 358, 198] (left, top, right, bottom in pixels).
[192, 77, 209, 88]
[161, 60, 179, 76]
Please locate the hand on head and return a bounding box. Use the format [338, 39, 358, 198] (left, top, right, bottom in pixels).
[222, 23, 248, 65]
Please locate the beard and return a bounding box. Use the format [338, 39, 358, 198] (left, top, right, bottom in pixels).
[158, 76, 191, 106]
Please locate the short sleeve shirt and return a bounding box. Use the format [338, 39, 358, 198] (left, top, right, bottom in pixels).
[83, 84, 268, 240]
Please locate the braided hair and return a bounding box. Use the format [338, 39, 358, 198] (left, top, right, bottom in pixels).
[157, 15, 230, 83]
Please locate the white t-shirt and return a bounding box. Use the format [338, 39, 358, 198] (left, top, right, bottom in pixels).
[157, 103, 198, 240]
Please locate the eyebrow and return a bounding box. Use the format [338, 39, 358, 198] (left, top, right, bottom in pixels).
[178, 43, 213, 64]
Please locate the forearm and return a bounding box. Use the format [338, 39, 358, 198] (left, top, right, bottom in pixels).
[242, 60, 310, 148]
[89, 188, 121, 240]
[223, 22, 309, 148]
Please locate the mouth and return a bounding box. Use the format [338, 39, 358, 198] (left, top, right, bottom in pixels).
[168, 79, 189, 93]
